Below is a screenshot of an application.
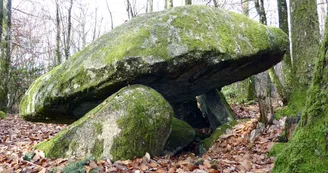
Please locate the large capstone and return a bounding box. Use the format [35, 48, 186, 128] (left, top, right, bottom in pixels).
[35, 85, 173, 161]
[20, 5, 288, 123]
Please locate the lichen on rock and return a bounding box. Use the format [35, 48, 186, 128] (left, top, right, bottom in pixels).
[36, 85, 173, 161]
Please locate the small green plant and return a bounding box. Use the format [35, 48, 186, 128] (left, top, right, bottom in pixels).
[23, 152, 35, 161]
[62, 157, 98, 173]
[62, 159, 88, 173]
[0, 111, 7, 119]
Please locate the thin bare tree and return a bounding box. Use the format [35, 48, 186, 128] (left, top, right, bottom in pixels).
[165, 0, 173, 9]
[55, 0, 61, 65]
[64, 0, 73, 60]
[106, 0, 114, 30]
[146, 0, 153, 13]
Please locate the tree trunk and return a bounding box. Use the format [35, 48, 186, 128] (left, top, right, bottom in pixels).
[276, 0, 291, 104]
[241, 0, 249, 16]
[213, 0, 218, 7]
[264, 0, 290, 105]
[64, 0, 73, 60]
[254, 0, 267, 25]
[55, 0, 61, 65]
[254, 0, 273, 125]
[0, 0, 11, 113]
[125, 0, 136, 19]
[290, 0, 319, 89]
[185, 0, 192, 5]
[272, 14, 328, 173]
[242, 0, 255, 102]
[285, 0, 320, 115]
[105, 0, 114, 30]
[166, 0, 173, 9]
[92, 8, 98, 42]
[255, 72, 274, 125]
[0, 0, 4, 112]
[147, 0, 153, 13]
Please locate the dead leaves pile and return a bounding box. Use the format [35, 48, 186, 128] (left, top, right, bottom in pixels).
[0, 115, 67, 172]
[205, 118, 285, 172]
[0, 104, 285, 173]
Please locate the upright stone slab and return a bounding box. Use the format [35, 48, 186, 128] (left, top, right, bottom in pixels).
[20, 5, 289, 123]
[197, 89, 234, 130]
[35, 85, 173, 161]
[164, 117, 195, 155]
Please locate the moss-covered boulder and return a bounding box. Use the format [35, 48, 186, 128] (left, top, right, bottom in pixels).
[35, 85, 173, 161]
[164, 117, 195, 155]
[20, 5, 288, 123]
[0, 111, 6, 119]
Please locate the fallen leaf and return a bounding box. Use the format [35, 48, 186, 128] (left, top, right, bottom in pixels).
[240, 160, 252, 171]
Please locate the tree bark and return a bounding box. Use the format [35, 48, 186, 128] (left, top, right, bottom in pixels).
[55, 0, 61, 65]
[125, 0, 136, 19]
[255, 72, 274, 125]
[64, 0, 73, 60]
[92, 8, 98, 42]
[273, 13, 328, 173]
[254, 0, 267, 25]
[0, 0, 11, 112]
[0, 0, 4, 112]
[105, 0, 114, 30]
[213, 0, 218, 7]
[276, 0, 291, 103]
[242, 0, 255, 102]
[241, 0, 249, 16]
[290, 0, 320, 90]
[254, 0, 273, 125]
[166, 0, 173, 9]
[283, 0, 320, 116]
[185, 0, 192, 5]
[147, 0, 153, 13]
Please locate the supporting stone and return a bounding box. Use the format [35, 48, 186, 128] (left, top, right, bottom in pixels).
[197, 89, 235, 130]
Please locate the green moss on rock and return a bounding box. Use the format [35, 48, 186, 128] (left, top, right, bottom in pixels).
[268, 143, 286, 157]
[36, 85, 173, 161]
[276, 88, 306, 119]
[0, 111, 6, 119]
[91, 139, 104, 159]
[93, 122, 103, 135]
[164, 117, 195, 155]
[19, 5, 288, 124]
[201, 120, 237, 149]
[35, 128, 71, 158]
[272, 117, 328, 172]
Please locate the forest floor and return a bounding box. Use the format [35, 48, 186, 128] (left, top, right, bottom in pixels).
[0, 103, 285, 173]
